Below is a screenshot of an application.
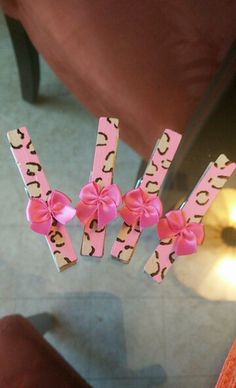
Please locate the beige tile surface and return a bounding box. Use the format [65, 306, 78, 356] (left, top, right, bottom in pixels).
[89, 297, 165, 379]
[164, 298, 236, 377]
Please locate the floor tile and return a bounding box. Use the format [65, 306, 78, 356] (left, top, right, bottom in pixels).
[165, 375, 218, 388]
[89, 297, 165, 379]
[0, 226, 22, 299]
[90, 220, 163, 299]
[3, 225, 91, 298]
[0, 155, 26, 226]
[160, 269, 198, 300]
[164, 298, 236, 377]
[0, 300, 16, 317]
[89, 377, 166, 388]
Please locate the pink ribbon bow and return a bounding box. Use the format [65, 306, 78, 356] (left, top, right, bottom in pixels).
[119, 187, 163, 230]
[26, 190, 76, 235]
[158, 209, 205, 255]
[76, 182, 122, 228]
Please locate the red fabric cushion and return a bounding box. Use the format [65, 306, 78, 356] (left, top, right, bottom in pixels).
[0, 315, 90, 388]
[1, 0, 236, 159]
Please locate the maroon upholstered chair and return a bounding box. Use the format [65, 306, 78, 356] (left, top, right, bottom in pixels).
[1, 0, 236, 161]
[0, 314, 90, 388]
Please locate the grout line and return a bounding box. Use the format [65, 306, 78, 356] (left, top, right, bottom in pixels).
[162, 296, 167, 375]
[0, 296, 232, 305]
[0, 295, 165, 301]
[87, 293, 92, 378]
[88, 374, 218, 380]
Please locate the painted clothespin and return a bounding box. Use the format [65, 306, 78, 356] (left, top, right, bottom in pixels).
[144, 154, 236, 282]
[76, 117, 121, 257]
[7, 127, 77, 272]
[111, 129, 182, 263]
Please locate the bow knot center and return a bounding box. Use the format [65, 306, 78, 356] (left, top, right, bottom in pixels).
[76, 181, 122, 228]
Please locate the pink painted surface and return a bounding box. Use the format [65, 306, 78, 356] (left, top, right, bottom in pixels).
[144, 154, 236, 282]
[81, 117, 119, 257]
[111, 129, 182, 262]
[7, 127, 77, 271]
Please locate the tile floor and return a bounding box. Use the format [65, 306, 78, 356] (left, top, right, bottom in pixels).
[0, 12, 236, 388]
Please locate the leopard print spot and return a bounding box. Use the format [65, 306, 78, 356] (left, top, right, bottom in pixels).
[81, 232, 96, 256]
[8, 128, 24, 149]
[116, 223, 132, 242]
[89, 219, 105, 233]
[107, 117, 119, 128]
[208, 175, 228, 190]
[169, 251, 176, 263]
[97, 132, 108, 146]
[187, 214, 203, 223]
[124, 223, 133, 234]
[117, 245, 134, 262]
[26, 140, 36, 154]
[145, 181, 159, 194]
[145, 254, 160, 277]
[160, 238, 173, 245]
[95, 177, 103, 186]
[52, 219, 57, 227]
[26, 162, 42, 176]
[146, 161, 158, 176]
[53, 250, 72, 270]
[102, 151, 115, 173]
[196, 190, 209, 206]
[116, 237, 125, 242]
[161, 267, 167, 280]
[214, 154, 230, 169]
[27, 181, 41, 198]
[49, 231, 65, 248]
[157, 132, 170, 155]
[161, 159, 171, 169]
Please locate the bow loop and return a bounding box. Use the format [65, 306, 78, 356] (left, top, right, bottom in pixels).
[26, 190, 76, 235]
[119, 187, 163, 230]
[158, 209, 204, 255]
[76, 182, 122, 228]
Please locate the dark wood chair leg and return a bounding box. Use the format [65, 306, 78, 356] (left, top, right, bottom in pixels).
[5, 15, 40, 103]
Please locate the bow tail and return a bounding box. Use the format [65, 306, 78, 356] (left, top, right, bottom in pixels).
[76, 201, 97, 225]
[30, 218, 52, 235]
[175, 232, 198, 256]
[97, 200, 117, 229]
[187, 223, 205, 245]
[119, 207, 139, 227]
[158, 218, 176, 240]
[140, 208, 161, 229]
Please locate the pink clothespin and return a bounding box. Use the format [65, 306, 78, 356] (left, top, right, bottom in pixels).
[144, 154, 236, 282]
[7, 127, 77, 272]
[76, 117, 121, 257]
[111, 129, 182, 263]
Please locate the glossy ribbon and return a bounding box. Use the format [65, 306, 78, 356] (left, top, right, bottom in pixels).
[76, 182, 122, 228]
[158, 209, 204, 255]
[119, 187, 163, 230]
[26, 190, 76, 235]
